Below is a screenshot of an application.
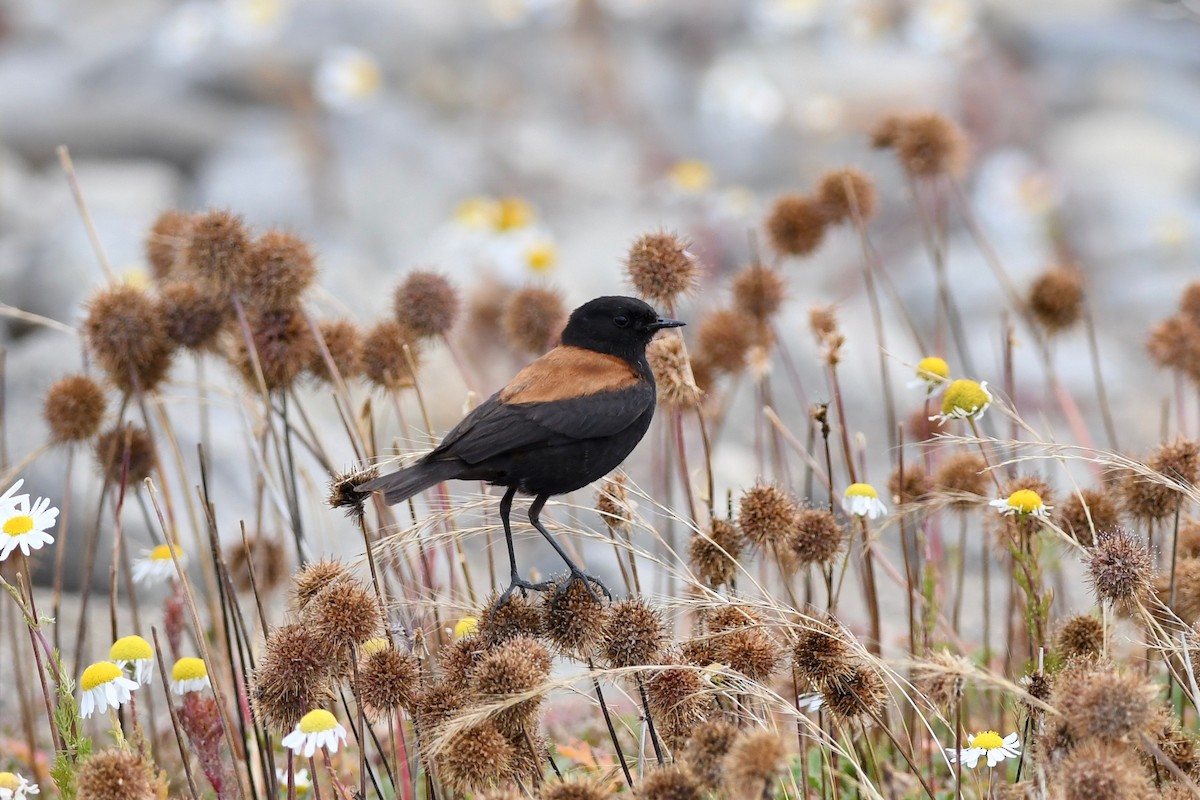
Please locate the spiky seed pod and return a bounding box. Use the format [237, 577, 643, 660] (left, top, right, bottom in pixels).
[695, 308, 755, 375]
[1147, 314, 1200, 379]
[869, 114, 905, 149]
[766, 194, 826, 258]
[633, 764, 702, 800]
[647, 335, 702, 409]
[911, 650, 972, 710]
[251, 623, 337, 732]
[544, 575, 609, 659]
[94, 423, 156, 485]
[44, 374, 107, 443]
[304, 578, 383, 653]
[1087, 528, 1154, 607]
[158, 281, 229, 351]
[362, 320, 421, 391]
[1054, 741, 1152, 800]
[888, 464, 930, 503]
[1179, 520, 1200, 560]
[704, 605, 761, 632]
[394, 270, 460, 338]
[732, 264, 786, 322]
[1003, 474, 1055, 511]
[722, 730, 789, 800]
[602, 598, 666, 667]
[595, 473, 633, 534]
[230, 306, 315, 392]
[715, 627, 782, 682]
[1122, 472, 1177, 523]
[808, 305, 838, 342]
[645, 662, 711, 749]
[502, 285, 567, 355]
[817, 167, 878, 223]
[478, 592, 546, 647]
[76, 749, 157, 800]
[681, 719, 738, 792]
[507, 728, 549, 784]
[626, 230, 699, 306]
[895, 112, 968, 178]
[1147, 708, 1200, 780]
[792, 619, 857, 685]
[145, 209, 193, 282]
[440, 635, 486, 688]
[540, 776, 615, 800]
[471, 636, 551, 734]
[183, 209, 251, 290]
[437, 720, 516, 794]
[1054, 615, 1106, 661]
[225, 533, 287, 594]
[934, 452, 989, 507]
[688, 517, 745, 588]
[1151, 438, 1200, 485]
[1029, 267, 1084, 333]
[789, 508, 846, 566]
[292, 559, 350, 610]
[412, 681, 465, 733]
[820, 663, 888, 721]
[309, 319, 365, 383]
[1057, 488, 1121, 548]
[327, 466, 378, 523]
[1160, 558, 1200, 625]
[1021, 671, 1051, 716]
[358, 646, 420, 720]
[738, 483, 799, 551]
[83, 284, 175, 394]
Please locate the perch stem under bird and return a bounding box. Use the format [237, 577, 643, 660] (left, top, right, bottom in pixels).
[358, 296, 683, 607]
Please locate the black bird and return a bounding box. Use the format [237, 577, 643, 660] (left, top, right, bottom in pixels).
[358, 295, 683, 602]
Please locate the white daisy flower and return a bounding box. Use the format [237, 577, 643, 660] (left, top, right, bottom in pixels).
[0, 493, 58, 561]
[989, 490, 1052, 520]
[842, 483, 887, 519]
[930, 379, 992, 425]
[79, 661, 138, 718]
[276, 767, 312, 794]
[946, 730, 1021, 769]
[908, 356, 950, 391]
[110, 635, 155, 686]
[132, 544, 184, 586]
[797, 692, 823, 712]
[171, 657, 211, 695]
[282, 709, 348, 758]
[0, 771, 39, 799]
[314, 46, 382, 113]
[0, 478, 26, 513]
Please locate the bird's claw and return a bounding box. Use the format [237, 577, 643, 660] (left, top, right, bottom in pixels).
[493, 576, 554, 615]
[555, 569, 613, 604]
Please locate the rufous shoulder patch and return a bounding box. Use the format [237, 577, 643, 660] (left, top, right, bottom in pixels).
[500, 346, 640, 404]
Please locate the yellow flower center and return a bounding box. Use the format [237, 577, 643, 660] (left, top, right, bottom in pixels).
[172, 657, 208, 682]
[496, 197, 533, 231]
[299, 709, 338, 734]
[668, 159, 714, 193]
[0, 772, 18, 790]
[1007, 490, 1043, 514]
[81, 661, 122, 691]
[844, 483, 878, 499]
[3, 515, 34, 535]
[970, 730, 1005, 750]
[916, 356, 950, 381]
[150, 544, 181, 562]
[454, 617, 479, 639]
[942, 379, 989, 415]
[524, 240, 558, 273]
[110, 635, 153, 662]
[454, 196, 499, 229]
[361, 637, 389, 657]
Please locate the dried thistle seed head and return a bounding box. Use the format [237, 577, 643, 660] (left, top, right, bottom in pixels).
[394, 270, 460, 338]
[808, 305, 838, 342]
[722, 730, 789, 800]
[1003, 474, 1055, 511]
[225, 533, 287, 594]
[792, 618, 857, 684]
[251, 623, 336, 732]
[158, 281, 229, 351]
[681, 719, 738, 792]
[602, 598, 666, 667]
[696, 308, 755, 375]
[412, 680, 465, 732]
[544, 575, 609, 658]
[688, 352, 716, 397]
[359, 646, 420, 719]
[789, 508, 846, 566]
[732, 264, 786, 322]
[540, 775, 615, 800]
[94, 423, 155, 485]
[1029, 267, 1084, 333]
[1147, 314, 1200, 379]
[240, 230, 317, 308]
[869, 114, 905, 149]
[626, 230, 699, 306]
[83, 284, 175, 394]
[737, 483, 799, 550]
[633, 764, 702, 800]
[645, 662, 710, 747]
[440, 635, 486, 688]
[1021, 670, 1051, 716]
[183, 209, 251, 290]
[1054, 615, 1106, 661]
[704, 604, 761, 632]
[1055, 740, 1152, 800]
[229, 306, 315, 392]
[470, 636, 550, 734]
[44, 374, 107, 444]
[595, 473, 633, 533]
[304, 578, 383, 652]
[895, 112, 968, 178]
[766, 194, 827, 258]
[145, 209, 193, 282]
[888, 464, 931, 503]
[327, 466, 378, 523]
[934, 452, 989, 507]
[1147, 708, 1200, 780]
[1086, 528, 1154, 607]
[1150, 438, 1200, 485]
[1057, 488, 1121, 548]
[1161, 558, 1200, 626]
[76, 749, 156, 800]
[1121, 472, 1176, 522]
[820, 663, 887, 721]
[362, 320, 421, 391]
[1179, 520, 1200, 559]
[293, 559, 350, 610]
[437, 720, 515, 794]
[911, 650, 972, 710]
[715, 627, 782, 682]
[816, 167, 878, 224]
[502, 285, 567, 355]
[647, 335, 703, 409]
[309, 319, 364, 383]
[478, 592, 546, 647]
[688, 517, 745, 588]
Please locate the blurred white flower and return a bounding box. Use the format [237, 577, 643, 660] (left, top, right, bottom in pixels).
[699, 54, 785, 132]
[155, 2, 220, 65]
[314, 47, 383, 113]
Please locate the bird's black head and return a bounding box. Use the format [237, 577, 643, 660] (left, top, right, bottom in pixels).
[561, 296, 684, 362]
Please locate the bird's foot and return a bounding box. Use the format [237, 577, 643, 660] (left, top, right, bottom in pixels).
[554, 569, 613, 604]
[493, 576, 554, 612]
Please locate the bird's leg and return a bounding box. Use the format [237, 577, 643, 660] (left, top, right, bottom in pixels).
[494, 487, 552, 612]
[528, 494, 613, 603]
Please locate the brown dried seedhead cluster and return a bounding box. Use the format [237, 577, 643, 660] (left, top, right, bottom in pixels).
[625, 230, 699, 307]
[1147, 280, 1200, 384]
[871, 111, 969, 178]
[792, 616, 885, 721]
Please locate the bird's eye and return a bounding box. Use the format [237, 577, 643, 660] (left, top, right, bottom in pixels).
[613, 315, 629, 328]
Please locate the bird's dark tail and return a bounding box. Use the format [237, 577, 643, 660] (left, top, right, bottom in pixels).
[357, 460, 462, 505]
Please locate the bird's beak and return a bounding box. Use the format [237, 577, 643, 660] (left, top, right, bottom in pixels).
[649, 317, 685, 331]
